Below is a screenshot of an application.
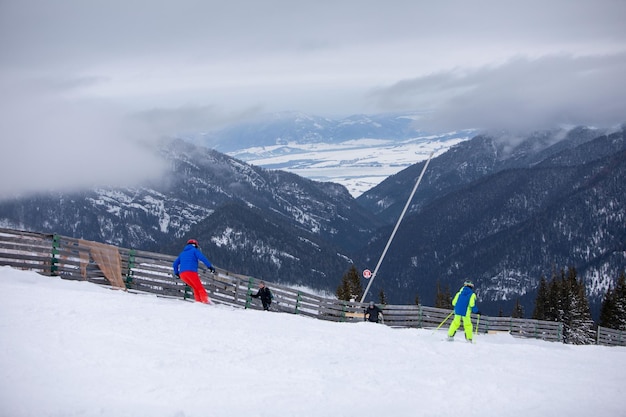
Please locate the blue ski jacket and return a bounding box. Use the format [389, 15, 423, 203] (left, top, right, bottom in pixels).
[173, 244, 213, 274]
[452, 285, 478, 316]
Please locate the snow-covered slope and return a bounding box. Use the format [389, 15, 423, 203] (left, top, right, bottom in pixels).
[192, 112, 474, 196]
[228, 133, 471, 197]
[1, 266, 624, 417]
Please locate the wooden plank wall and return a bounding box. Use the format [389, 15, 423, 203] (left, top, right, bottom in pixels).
[596, 326, 626, 347]
[11, 227, 623, 345]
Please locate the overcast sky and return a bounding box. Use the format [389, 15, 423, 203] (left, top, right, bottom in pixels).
[1, 1, 625, 197]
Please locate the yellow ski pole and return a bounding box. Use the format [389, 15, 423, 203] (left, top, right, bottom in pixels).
[432, 311, 454, 335]
[474, 314, 481, 342]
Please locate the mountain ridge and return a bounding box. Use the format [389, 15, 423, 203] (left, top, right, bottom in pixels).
[357, 128, 626, 316]
[0, 136, 381, 289]
[0, 116, 624, 319]
[186, 111, 475, 196]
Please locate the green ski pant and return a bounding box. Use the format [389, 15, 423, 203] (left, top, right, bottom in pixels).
[447, 314, 473, 340]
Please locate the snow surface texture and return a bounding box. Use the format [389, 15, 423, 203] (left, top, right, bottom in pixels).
[1, 266, 625, 417]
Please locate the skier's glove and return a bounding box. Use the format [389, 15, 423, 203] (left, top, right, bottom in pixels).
[174, 273, 180, 279]
[209, 266, 216, 274]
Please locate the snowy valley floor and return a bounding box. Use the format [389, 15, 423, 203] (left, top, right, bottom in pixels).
[1, 266, 625, 417]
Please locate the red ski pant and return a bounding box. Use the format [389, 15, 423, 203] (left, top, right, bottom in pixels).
[179, 271, 210, 304]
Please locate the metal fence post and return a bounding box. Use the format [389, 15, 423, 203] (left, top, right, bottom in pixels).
[245, 277, 254, 309]
[124, 249, 135, 289]
[295, 291, 302, 314]
[50, 234, 60, 276]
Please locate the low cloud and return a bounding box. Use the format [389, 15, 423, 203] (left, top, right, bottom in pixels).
[370, 53, 626, 132]
[0, 75, 269, 199]
[0, 83, 168, 199]
[131, 105, 263, 137]
[1, 0, 625, 199]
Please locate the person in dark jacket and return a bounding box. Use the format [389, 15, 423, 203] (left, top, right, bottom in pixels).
[364, 301, 383, 323]
[251, 281, 273, 310]
[173, 239, 215, 304]
[447, 280, 480, 342]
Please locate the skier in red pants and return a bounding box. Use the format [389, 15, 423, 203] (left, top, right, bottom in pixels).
[173, 239, 216, 304]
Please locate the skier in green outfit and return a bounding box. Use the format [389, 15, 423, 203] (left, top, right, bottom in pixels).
[447, 280, 480, 342]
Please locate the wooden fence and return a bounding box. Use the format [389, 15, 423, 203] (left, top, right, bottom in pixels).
[3, 227, 620, 346]
[597, 326, 625, 346]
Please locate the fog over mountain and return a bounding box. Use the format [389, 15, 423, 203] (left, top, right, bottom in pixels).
[2, 2, 625, 199]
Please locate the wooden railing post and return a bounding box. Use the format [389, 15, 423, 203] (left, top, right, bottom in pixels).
[417, 304, 423, 328]
[234, 278, 241, 304]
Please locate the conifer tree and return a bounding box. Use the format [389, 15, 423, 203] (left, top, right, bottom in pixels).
[378, 288, 387, 305]
[614, 272, 626, 330]
[511, 299, 524, 318]
[558, 268, 570, 325]
[600, 271, 626, 330]
[434, 281, 452, 309]
[532, 276, 549, 320]
[533, 267, 595, 344]
[599, 287, 617, 328]
[336, 265, 363, 302]
[561, 267, 594, 345]
[546, 270, 562, 322]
